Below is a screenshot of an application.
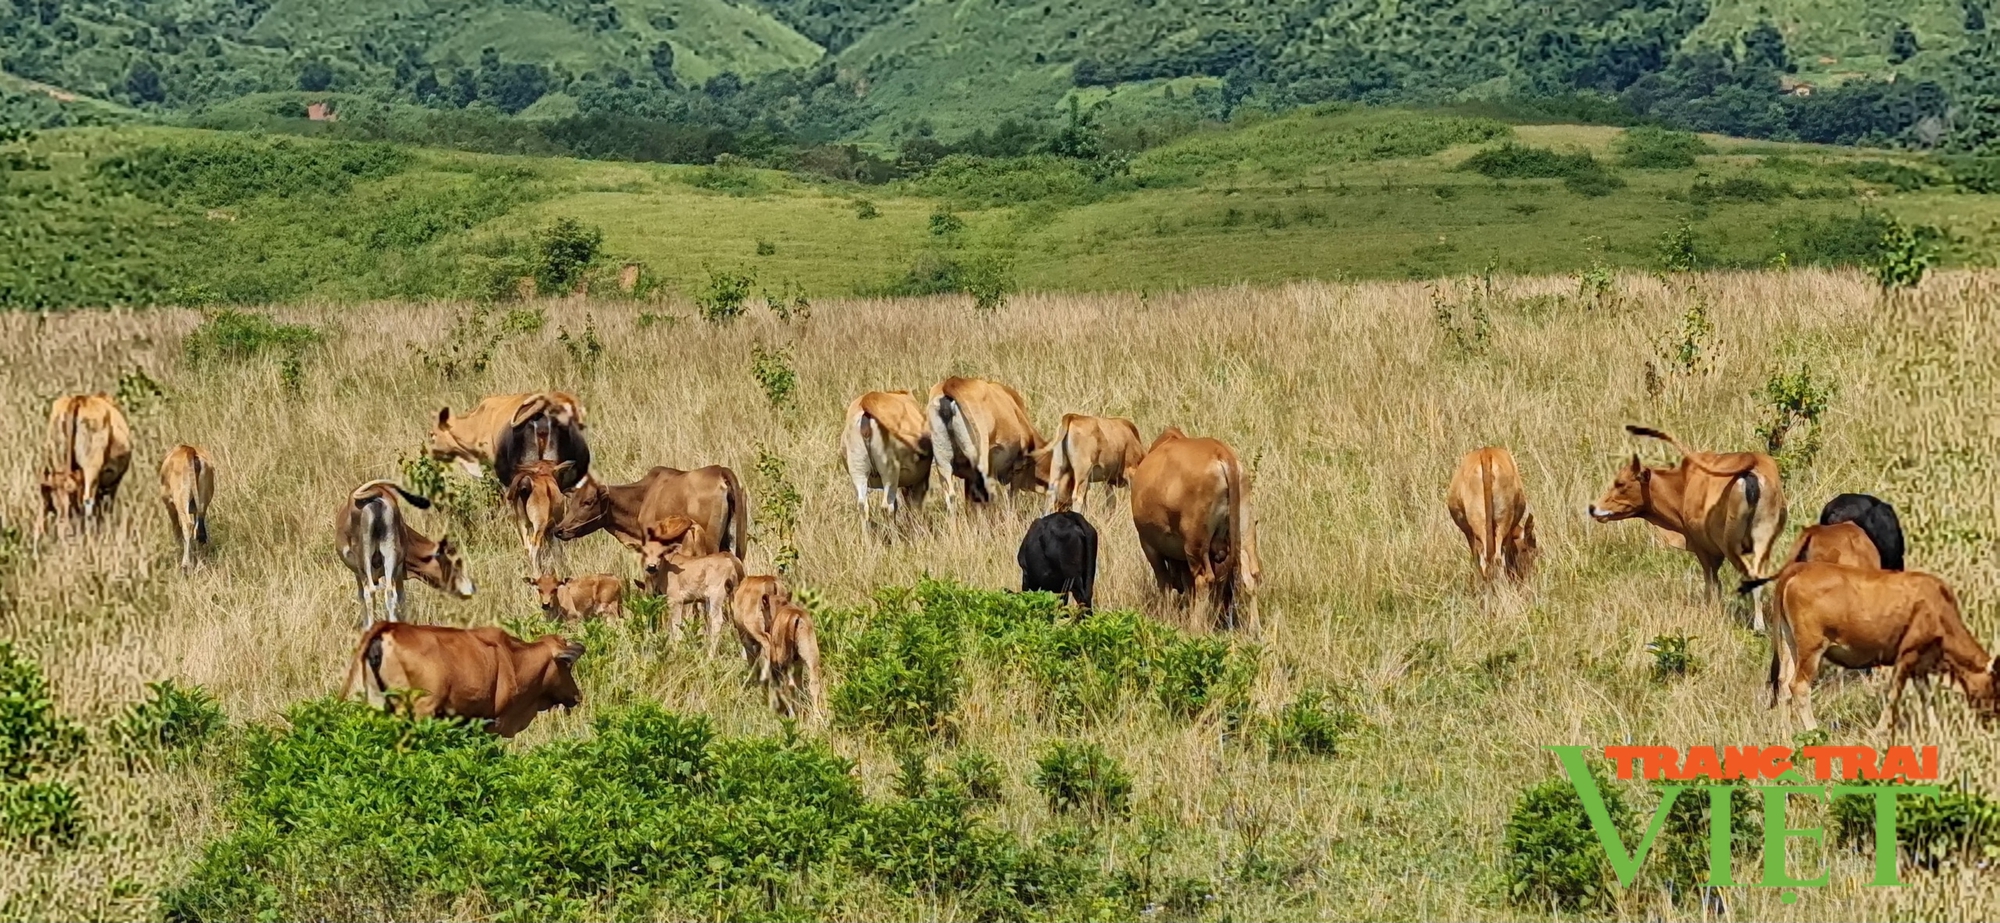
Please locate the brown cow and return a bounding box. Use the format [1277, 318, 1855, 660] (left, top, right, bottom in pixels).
[1748, 563, 1998, 735]
[1130, 428, 1262, 632]
[334, 480, 476, 627]
[730, 574, 790, 678]
[342, 622, 583, 738]
[763, 598, 825, 720]
[158, 444, 216, 572]
[1589, 426, 1787, 629]
[638, 518, 745, 653]
[553, 466, 749, 558]
[507, 460, 573, 576]
[526, 573, 624, 621]
[39, 393, 133, 537]
[927, 377, 1044, 511]
[1041, 413, 1147, 514]
[1775, 521, 1883, 572]
[429, 392, 587, 487]
[843, 390, 933, 525]
[1445, 446, 1537, 584]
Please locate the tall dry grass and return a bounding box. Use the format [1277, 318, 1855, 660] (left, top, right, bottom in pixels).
[2, 269, 1998, 920]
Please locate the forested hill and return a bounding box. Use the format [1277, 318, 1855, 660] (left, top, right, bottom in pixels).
[1, 0, 1997, 154]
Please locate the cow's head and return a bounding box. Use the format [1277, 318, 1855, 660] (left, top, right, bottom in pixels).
[423, 535, 477, 598]
[533, 636, 585, 711]
[525, 574, 566, 612]
[427, 407, 474, 461]
[640, 517, 699, 580]
[1508, 511, 1540, 578]
[38, 467, 81, 519]
[1964, 655, 2000, 719]
[552, 476, 607, 540]
[1589, 455, 1651, 522]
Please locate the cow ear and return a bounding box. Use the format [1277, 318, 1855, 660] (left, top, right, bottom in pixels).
[556, 642, 584, 665]
[555, 460, 575, 476]
[523, 576, 535, 585]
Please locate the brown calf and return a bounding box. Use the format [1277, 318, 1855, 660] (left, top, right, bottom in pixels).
[334, 481, 475, 627]
[1445, 446, 1537, 584]
[1042, 413, 1146, 514]
[1748, 563, 1998, 736]
[730, 574, 790, 678]
[342, 622, 583, 738]
[526, 573, 625, 621]
[639, 518, 746, 654]
[158, 445, 217, 572]
[507, 460, 572, 576]
[763, 598, 825, 720]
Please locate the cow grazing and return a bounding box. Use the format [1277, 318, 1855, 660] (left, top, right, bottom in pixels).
[843, 390, 933, 525]
[39, 393, 133, 537]
[1018, 511, 1099, 609]
[1041, 414, 1146, 513]
[1746, 563, 1998, 735]
[158, 445, 216, 571]
[1818, 493, 1905, 571]
[342, 622, 584, 738]
[639, 517, 745, 653]
[763, 598, 825, 720]
[335, 480, 475, 627]
[1445, 446, 1538, 584]
[507, 460, 572, 575]
[429, 392, 588, 490]
[1589, 425, 1787, 629]
[1129, 428, 1262, 632]
[927, 377, 1044, 511]
[554, 465, 749, 557]
[526, 573, 624, 621]
[730, 574, 790, 677]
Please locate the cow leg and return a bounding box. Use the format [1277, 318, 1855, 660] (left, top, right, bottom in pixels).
[1072, 477, 1091, 512]
[704, 597, 726, 658]
[1874, 663, 1909, 743]
[668, 602, 688, 643]
[354, 572, 375, 630]
[1792, 654, 1821, 730]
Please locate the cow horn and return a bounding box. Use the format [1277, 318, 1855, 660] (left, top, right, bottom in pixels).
[556, 642, 584, 665]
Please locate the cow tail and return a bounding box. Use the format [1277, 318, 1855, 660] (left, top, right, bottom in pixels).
[1481, 454, 1502, 577]
[1223, 457, 1247, 615]
[727, 469, 751, 560]
[186, 455, 202, 517]
[1765, 579, 1792, 709]
[191, 454, 209, 544]
[342, 624, 391, 704]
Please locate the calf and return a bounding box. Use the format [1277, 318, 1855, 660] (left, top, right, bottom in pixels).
[158, 444, 216, 572]
[1749, 563, 1998, 736]
[1018, 511, 1099, 609]
[1818, 493, 1905, 571]
[526, 573, 624, 621]
[507, 460, 572, 576]
[1130, 428, 1262, 632]
[763, 598, 825, 720]
[1774, 520, 1882, 572]
[334, 480, 476, 627]
[1042, 414, 1146, 513]
[639, 518, 746, 654]
[1589, 426, 1787, 629]
[1445, 446, 1537, 584]
[40, 393, 133, 538]
[342, 622, 583, 738]
[730, 574, 790, 678]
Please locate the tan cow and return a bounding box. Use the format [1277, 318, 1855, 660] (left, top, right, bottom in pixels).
[1748, 563, 1998, 735]
[342, 622, 583, 738]
[507, 460, 573, 576]
[927, 376, 1044, 511]
[1775, 520, 1883, 572]
[730, 574, 790, 678]
[554, 465, 749, 558]
[1041, 413, 1146, 514]
[639, 518, 746, 654]
[428, 392, 587, 483]
[334, 480, 476, 627]
[1589, 426, 1787, 629]
[158, 445, 216, 572]
[39, 393, 133, 537]
[1129, 428, 1262, 632]
[1445, 446, 1537, 584]
[843, 390, 933, 525]
[763, 598, 825, 720]
[526, 573, 624, 621]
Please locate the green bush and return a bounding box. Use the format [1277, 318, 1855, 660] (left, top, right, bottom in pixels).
[943, 751, 1006, 804]
[1645, 633, 1698, 681]
[1033, 741, 1131, 820]
[183, 310, 324, 367]
[1613, 127, 1712, 169]
[1260, 689, 1360, 759]
[830, 588, 967, 737]
[1833, 782, 2000, 869]
[0, 780, 84, 848]
[1872, 216, 1932, 292]
[1154, 636, 1252, 721]
[696, 267, 755, 324]
[0, 642, 85, 782]
[109, 680, 227, 766]
[531, 217, 602, 295]
[1842, 160, 1938, 191]
[750, 344, 798, 412]
[877, 250, 1013, 311]
[94, 137, 409, 206]
[1460, 144, 1599, 180]
[1504, 768, 1627, 912]
[1563, 167, 1626, 197]
[1688, 176, 1788, 204]
[1654, 780, 1758, 895]
[1771, 211, 1895, 267]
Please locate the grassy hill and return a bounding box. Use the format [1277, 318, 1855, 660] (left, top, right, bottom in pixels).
[5, 107, 1998, 310]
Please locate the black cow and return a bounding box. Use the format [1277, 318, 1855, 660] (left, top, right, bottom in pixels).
[1818, 493, 1905, 571]
[494, 396, 590, 493]
[1018, 511, 1099, 610]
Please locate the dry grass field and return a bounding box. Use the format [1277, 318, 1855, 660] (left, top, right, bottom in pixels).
[2, 268, 1998, 920]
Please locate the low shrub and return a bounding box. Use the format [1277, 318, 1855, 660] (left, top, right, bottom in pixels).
[943, 751, 1006, 804]
[1504, 767, 1627, 912]
[1833, 781, 2000, 869]
[0, 642, 85, 782]
[1461, 144, 1599, 180]
[696, 267, 755, 323]
[183, 310, 323, 367]
[109, 680, 227, 767]
[1261, 689, 1361, 759]
[830, 587, 967, 737]
[0, 780, 84, 848]
[531, 217, 602, 295]
[1613, 127, 1712, 169]
[1645, 632, 1698, 681]
[1687, 176, 1788, 204]
[1842, 159, 1939, 191]
[1033, 740, 1132, 820]
[1654, 780, 1759, 894]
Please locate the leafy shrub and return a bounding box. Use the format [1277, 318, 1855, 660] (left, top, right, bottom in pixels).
[853, 198, 880, 219]
[531, 217, 602, 295]
[499, 306, 546, 335]
[0, 642, 85, 782]
[1504, 768, 1627, 912]
[1033, 741, 1131, 820]
[1688, 176, 1788, 204]
[1872, 217, 1932, 292]
[696, 267, 754, 323]
[944, 751, 1006, 803]
[1461, 144, 1599, 180]
[110, 680, 227, 766]
[1772, 211, 1895, 267]
[1261, 689, 1360, 759]
[115, 366, 168, 414]
[831, 588, 967, 737]
[1654, 780, 1758, 892]
[1945, 156, 2000, 194]
[556, 316, 603, 366]
[1658, 220, 1704, 273]
[878, 250, 1013, 311]
[752, 446, 802, 574]
[1757, 365, 1835, 466]
[1842, 160, 1938, 191]
[0, 780, 83, 848]
[398, 450, 500, 524]
[750, 344, 797, 412]
[1645, 633, 1698, 681]
[1154, 636, 1252, 722]
[1614, 127, 1712, 169]
[1832, 782, 2000, 869]
[183, 310, 323, 367]
[94, 138, 409, 206]
[1563, 167, 1625, 197]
